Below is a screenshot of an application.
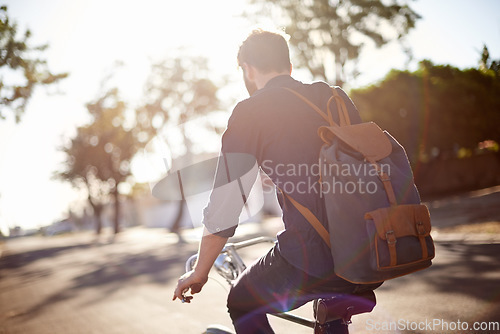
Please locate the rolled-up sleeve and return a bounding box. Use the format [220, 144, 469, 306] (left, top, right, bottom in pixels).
[202, 102, 261, 237]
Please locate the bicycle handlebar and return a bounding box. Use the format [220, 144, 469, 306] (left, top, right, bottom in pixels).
[184, 236, 276, 274]
[228, 236, 276, 250]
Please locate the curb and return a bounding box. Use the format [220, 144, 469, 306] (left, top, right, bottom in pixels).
[431, 231, 500, 244]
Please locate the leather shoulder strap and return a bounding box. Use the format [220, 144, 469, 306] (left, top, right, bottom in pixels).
[330, 87, 351, 127]
[282, 87, 334, 126]
[283, 87, 353, 128]
[281, 190, 331, 248]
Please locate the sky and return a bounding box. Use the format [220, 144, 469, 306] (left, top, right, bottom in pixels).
[0, 0, 499, 234]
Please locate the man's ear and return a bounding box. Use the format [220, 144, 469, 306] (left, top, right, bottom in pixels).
[242, 63, 255, 80]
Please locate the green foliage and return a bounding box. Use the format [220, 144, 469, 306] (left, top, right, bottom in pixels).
[247, 0, 420, 85]
[350, 60, 500, 163]
[58, 88, 137, 188]
[479, 44, 500, 77]
[0, 6, 67, 122]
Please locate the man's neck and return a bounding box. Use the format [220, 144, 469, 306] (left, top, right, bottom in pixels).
[255, 71, 290, 90]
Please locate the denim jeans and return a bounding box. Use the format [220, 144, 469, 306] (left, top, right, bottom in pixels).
[227, 244, 380, 334]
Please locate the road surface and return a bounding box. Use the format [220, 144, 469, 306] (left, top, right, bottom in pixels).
[1, 188, 500, 334]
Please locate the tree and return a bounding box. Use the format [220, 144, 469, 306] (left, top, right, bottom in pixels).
[479, 44, 500, 77]
[56, 88, 139, 235]
[0, 6, 67, 122]
[246, 0, 420, 86]
[136, 54, 222, 239]
[136, 55, 221, 144]
[350, 60, 500, 164]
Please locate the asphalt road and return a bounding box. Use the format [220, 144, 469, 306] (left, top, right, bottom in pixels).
[1, 189, 500, 334]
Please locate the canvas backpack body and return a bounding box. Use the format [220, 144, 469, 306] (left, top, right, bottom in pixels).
[283, 87, 435, 284]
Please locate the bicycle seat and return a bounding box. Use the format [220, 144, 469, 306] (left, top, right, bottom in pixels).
[314, 290, 376, 325]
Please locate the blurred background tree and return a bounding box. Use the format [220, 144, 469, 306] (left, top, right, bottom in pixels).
[135, 54, 222, 240]
[56, 87, 139, 236]
[479, 44, 500, 77]
[0, 5, 67, 122]
[350, 59, 500, 163]
[350, 51, 500, 195]
[246, 0, 420, 85]
[136, 55, 221, 151]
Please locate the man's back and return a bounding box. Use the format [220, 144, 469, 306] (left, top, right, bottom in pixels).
[221, 74, 362, 277]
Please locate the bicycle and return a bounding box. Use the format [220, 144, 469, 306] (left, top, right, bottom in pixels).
[184, 236, 377, 334]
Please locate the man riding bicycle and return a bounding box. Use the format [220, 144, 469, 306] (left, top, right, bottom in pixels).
[173, 29, 381, 334]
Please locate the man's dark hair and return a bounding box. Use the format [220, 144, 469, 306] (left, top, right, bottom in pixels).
[237, 29, 291, 73]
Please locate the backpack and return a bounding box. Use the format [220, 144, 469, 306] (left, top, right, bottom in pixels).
[282, 87, 435, 284]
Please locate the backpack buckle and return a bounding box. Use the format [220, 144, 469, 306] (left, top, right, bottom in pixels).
[385, 230, 397, 245]
[416, 221, 427, 235]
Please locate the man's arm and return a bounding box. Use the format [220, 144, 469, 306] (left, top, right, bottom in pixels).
[172, 105, 259, 302]
[172, 154, 258, 303]
[172, 228, 228, 302]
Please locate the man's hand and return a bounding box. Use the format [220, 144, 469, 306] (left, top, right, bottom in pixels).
[172, 230, 229, 303]
[172, 270, 208, 303]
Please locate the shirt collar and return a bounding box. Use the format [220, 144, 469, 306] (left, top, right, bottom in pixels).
[263, 75, 295, 89]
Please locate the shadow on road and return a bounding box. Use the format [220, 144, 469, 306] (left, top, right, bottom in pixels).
[429, 243, 500, 301]
[0, 236, 198, 321]
[376, 241, 500, 326]
[0, 242, 92, 270]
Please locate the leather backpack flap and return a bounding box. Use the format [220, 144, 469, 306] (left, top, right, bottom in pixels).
[365, 204, 432, 240]
[318, 122, 392, 162]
